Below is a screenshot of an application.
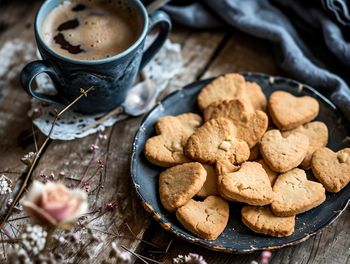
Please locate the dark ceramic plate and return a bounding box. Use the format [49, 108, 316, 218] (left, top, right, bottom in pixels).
[130, 72, 350, 253]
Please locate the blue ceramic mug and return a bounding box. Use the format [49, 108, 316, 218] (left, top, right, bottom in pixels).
[20, 0, 171, 114]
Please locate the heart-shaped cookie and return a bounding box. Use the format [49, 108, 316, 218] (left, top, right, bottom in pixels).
[311, 147, 350, 193]
[144, 113, 202, 167]
[260, 129, 309, 172]
[241, 206, 295, 237]
[185, 118, 250, 165]
[197, 73, 247, 111]
[257, 159, 278, 185]
[159, 162, 207, 212]
[204, 99, 268, 148]
[245, 81, 267, 112]
[271, 168, 326, 216]
[219, 162, 273, 205]
[196, 164, 218, 198]
[283, 121, 328, 169]
[269, 91, 319, 130]
[176, 196, 229, 240]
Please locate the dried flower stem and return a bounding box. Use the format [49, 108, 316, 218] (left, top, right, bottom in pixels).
[120, 245, 149, 264]
[0, 87, 94, 227]
[43, 227, 54, 253]
[0, 239, 20, 244]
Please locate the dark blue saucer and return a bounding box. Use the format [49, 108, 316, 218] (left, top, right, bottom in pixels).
[130, 72, 350, 253]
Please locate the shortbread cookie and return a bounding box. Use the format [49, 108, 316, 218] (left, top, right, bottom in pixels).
[241, 206, 295, 237]
[283, 121, 328, 169]
[159, 162, 207, 212]
[245, 81, 267, 112]
[144, 113, 202, 167]
[219, 162, 273, 205]
[215, 159, 239, 200]
[197, 73, 247, 111]
[271, 168, 326, 216]
[311, 147, 350, 193]
[269, 91, 319, 130]
[186, 118, 250, 165]
[204, 99, 268, 148]
[215, 159, 239, 176]
[260, 129, 309, 173]
[176, 196, 229, 240]
[257, 159, 278, 185]
[197, 165, 218, 198]
[248, 145, 261, 161]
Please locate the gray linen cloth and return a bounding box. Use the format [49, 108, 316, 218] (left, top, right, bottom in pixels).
[163, 0, 350, 120]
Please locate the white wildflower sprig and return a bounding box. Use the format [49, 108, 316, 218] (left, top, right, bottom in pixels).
[20, 225, 47, 256]
[0, 174, 12, 195]
[173, 253, 207, 264]
[21, 152, 36, 166]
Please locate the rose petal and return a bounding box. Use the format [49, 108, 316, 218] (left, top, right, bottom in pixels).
[22, 201, 57, 226]
[40, 183, 71, 210]
[23, 181, 44, 203]
[62, 189, 88, 223]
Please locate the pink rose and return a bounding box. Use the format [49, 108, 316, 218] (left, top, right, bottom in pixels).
[21, 181, 88, 227]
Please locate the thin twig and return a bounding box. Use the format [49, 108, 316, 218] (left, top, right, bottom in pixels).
[0, 238, 20, 244]
[0, 87, 94, 227]
[91, 228, 163, 250]
[7, 216, 29, 222]
[31, 123, 38, 153]
[165, 239, 173, 253]
[82, 105, 124, 132]
[120, 245, 149, 264]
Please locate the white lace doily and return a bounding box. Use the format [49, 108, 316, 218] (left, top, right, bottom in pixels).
[30, 39, 182, 140]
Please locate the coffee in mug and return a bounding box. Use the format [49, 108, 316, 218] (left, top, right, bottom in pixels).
[41, 0, 142, 60]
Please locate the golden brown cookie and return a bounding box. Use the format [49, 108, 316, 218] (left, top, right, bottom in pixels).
[260, 129, 309, 173]
[203, 99, 268, 148]
[197, 164, 218, 198]
[282, 121, 328, 169]
[144, 113, 202, 167]
[245, 81, 267, 112]
[176, 196, 229, 240]
[269, 91, 319, 130]
[271, 168, 326, 216]
[311, 147, 350, 193]
[159, 162, 207, 212]
[185, 118, 250, 165]
[219, 162, 273, 205]
[241, 206, 295, 237]
[257, 159, 278, 185]
[197, 73, 247, 111]
[215, 159, 239, 200]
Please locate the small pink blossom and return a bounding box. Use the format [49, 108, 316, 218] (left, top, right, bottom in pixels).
[261, 251, 272, 264]
[97, 159, 104, 169]
[21, 181, 88, 228]
[89, 144, 99, 152]
[99, 134, 108, 141]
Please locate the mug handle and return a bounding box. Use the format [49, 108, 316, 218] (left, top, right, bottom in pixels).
[20, 60, 67, 107]
[139, 10, 171, 70]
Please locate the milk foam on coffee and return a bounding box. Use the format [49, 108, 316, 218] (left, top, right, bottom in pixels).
[41, 0, 141, 60]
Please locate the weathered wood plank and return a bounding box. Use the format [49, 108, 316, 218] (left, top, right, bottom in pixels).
[202, 30, 283, 79]
[0, 1, 42, 173]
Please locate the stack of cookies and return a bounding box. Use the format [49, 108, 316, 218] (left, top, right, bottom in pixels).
[144, 73, 350, 240]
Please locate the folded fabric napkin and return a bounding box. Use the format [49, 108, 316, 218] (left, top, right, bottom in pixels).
[162, 0, 350, 121]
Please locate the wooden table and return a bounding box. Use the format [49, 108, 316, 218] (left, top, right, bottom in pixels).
[0, 1, 349, 263]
